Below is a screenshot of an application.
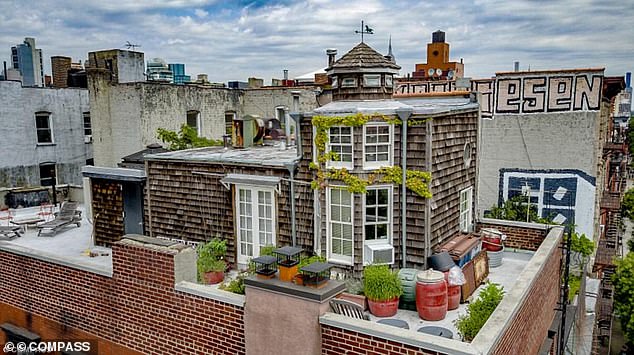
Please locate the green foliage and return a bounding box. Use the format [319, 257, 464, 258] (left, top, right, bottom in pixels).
[454, 282, 505, 342]
[377, 166, 433, 199]
[363, 264, 403, 302]
[565, 231, 594, 258]
[613, 253, 634, 345]
[626, 115, 634, 156]
[157, 124, 223, 151]
[484, 195, 553, 224]
[344, 278, 365, 296]
[407, 117, 432, 126]
[628, 235, 634, 253]
[197, 238, 227, 275]
[622, 188, 634, 221]
[568, 274, 581, 302]
[219, 272, 250, 295]
[326, 168, 369, 194]
[259, 245, 276, 257]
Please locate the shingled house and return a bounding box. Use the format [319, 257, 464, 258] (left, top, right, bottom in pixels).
[88, 42, 480, 272]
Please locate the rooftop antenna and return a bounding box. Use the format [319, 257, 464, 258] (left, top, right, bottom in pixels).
[354, 20, 373, 43]
[124, 41, 141, 51]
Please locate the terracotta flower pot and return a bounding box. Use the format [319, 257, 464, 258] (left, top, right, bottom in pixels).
[203, 271, 225, 285]
[368, 297, 399, 317]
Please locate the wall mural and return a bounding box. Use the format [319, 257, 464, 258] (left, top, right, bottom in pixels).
[394, 70, 603, 119]
[498, 168, 596, 238]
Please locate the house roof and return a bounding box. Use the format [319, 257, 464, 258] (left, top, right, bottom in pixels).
[327, 42, 401, 71]
[121, 143, 168, 164]
[313, 96, 478, 117]
[144, 144, 299, 167]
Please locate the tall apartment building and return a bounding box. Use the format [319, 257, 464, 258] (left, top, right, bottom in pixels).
[168, 63, 190, 84]
[10, 37, 44, 87]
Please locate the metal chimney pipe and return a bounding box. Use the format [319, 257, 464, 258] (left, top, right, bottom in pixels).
[283, 69, 288, 81]
[326, 49, 337, 67]
[2, 61, 6, 80]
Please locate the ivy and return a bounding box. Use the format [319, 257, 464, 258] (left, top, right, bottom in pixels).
[157, 124, 223, 151]
[310, 113, 432, 199]
[407, 117, 433, 126]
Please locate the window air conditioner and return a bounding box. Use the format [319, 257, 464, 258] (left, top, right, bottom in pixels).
[364, 243, 394, 265]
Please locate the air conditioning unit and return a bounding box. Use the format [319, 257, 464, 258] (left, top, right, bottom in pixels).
[364, 243, 394, 265]
[84, 135, 93, 143]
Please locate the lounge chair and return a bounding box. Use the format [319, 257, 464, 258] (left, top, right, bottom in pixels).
[0, 226, 22, 240]
[329, 298, 370, 320]
[37, 202, 82, 237]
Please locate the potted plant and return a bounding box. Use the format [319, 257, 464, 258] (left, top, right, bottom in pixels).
[454, 282, 504, 342]
[197, 238, 227, 285]
[363, 264, 403, 317]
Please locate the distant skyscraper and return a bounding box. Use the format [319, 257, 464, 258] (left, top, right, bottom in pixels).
[169, 63, 190, 84]
[11, 37, 44, 87]
[146, 58, 173, 83]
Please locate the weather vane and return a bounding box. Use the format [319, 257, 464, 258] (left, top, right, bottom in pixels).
[355, 20, 374, 43]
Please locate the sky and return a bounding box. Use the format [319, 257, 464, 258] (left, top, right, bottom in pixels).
[0, 0, 632, 84]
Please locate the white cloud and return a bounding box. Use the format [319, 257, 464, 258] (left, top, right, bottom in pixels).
[0, 0, 632, 83]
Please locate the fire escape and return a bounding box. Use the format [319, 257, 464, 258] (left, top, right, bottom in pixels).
[592, 114, 628, 354]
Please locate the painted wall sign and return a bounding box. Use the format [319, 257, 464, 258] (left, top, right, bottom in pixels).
[395, 70, 603, 118]
[498, 168, 596, 238]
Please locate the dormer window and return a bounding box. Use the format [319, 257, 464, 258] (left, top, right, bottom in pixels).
[341, 77, 357, 88]
[363, 74, 381, 87]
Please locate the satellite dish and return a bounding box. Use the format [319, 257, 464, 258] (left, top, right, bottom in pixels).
[447, 70, 455, 79]
[436, 68, 443, 76]
[427, 68, 435, 76]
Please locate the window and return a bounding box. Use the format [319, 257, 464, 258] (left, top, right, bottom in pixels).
[364, 186, 391, 242]
[225, 111, 235, 136]
[363, 74, 381, 87]
[385, 75, 393, 87]
[463, 142, 472, 168]
[460, 187, 473, 232]
[331, 76, 338, 88]
[341, 77, 357, 88]
[83, 112, 92, 143]
[186, 110, 201, 136]
[327, 187, 353, 264]
[276, 106, 286, 127]
[236, 186, 276, 264]
[363, 124, 391, 169]
[327, 126, 353, 169]
[35, 112, 52, 144]
[39, 163, 56, 186]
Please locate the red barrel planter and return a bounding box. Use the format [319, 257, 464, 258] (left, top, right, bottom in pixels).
[482, 229, 504, 252]
[415, 269, 448, 321]
[368, 297, 399, 317]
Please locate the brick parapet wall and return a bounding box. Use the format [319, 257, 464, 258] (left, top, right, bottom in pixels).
[0, 239, 246, 355]
[477, 218, 551, 251]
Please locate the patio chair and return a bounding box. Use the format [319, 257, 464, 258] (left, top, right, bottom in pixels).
[37, 201, 81, 237]
[329, 298, 370, 321]
[0, 226, 22, 240]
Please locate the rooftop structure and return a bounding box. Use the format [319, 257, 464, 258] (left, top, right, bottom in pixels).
[9, 37, 44, 87]
[146, 58, 173, 82]
[412, 30, 464, 80]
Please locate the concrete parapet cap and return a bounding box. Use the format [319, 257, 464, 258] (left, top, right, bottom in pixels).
[479, 217, 552, 230]
[319, 313, 479, 355]
[175, 281, 245, 307]
[117, 234, 190, 254]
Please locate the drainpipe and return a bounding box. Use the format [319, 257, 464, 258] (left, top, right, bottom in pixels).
[396, 108, 413, 268]
[284, 162, 298, 246]
[425, 118, 433, 267]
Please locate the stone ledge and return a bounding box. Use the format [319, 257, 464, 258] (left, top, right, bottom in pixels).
[0, 241, 113, 277]
[479, 218, 552, 230]
[175, 280, 245, 308]
[319, 313, 477, 355]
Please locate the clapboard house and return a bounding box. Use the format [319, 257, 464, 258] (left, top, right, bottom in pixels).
[303, 42, 480, 273]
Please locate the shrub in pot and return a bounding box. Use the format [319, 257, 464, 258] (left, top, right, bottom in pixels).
[197, 238, 227, 285]
[454, 282, 504, 342]
[363, 264, 403, 317]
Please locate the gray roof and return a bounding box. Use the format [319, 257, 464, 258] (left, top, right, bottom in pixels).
[145, 144, 299, 167]
[313, 96, 478, 117]
[82, 166, 146, 181]
[328, 42, 401, 71]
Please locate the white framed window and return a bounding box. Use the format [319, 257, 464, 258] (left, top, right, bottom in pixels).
[331, 76, 338, 88]
[364, 186, 392, 243]
[35, 112, 53, 144]
[327, 187, 354, 265]
[187, 110, 202, 136]
[236, 186, 276, 264]
[83, 112, 92, 143]
[327, 126, 354, 169]
[225, 111, 236, 135]
[363, 123, 392, 169]
[460, 187, 473, 232]
[385, 75, 393, 88]
[341, 77, 357, 88]
[363, 74, 381, 87]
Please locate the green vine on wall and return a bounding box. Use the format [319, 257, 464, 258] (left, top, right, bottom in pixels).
[311, 113, 432, 198]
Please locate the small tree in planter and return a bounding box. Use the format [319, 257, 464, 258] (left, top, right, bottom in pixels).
[197, 238, 227, 285]
[454, 282, 504, 342]
[363, 264, 403, 317]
